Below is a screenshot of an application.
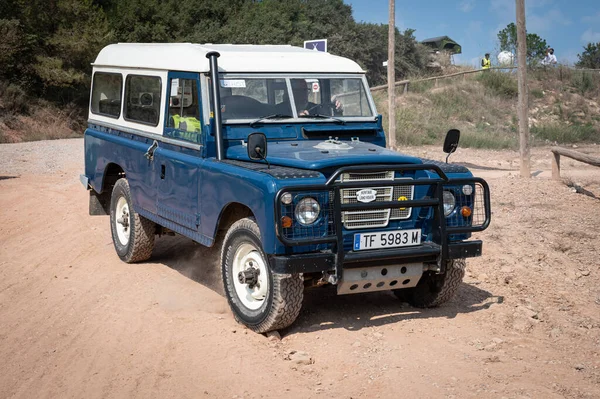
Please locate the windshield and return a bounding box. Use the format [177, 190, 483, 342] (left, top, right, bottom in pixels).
[217, 76, 374, 122]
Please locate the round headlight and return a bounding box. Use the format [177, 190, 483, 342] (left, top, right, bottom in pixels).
[462, 184, 474, 195]
[281, 192, 293, 205]
[443, 191, 456, 216]
[295, 197, 321, 225]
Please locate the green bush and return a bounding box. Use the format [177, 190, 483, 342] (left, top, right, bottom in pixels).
[0, 82, 29, 114]
[531, 123, 598, 143]
[530, 88, 544, 99]
[409, 80, 434, 93]
[571, 71, 596, 95]
[476, 71, 518, 98]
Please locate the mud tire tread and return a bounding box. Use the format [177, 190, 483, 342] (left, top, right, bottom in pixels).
[395, 259, 466, 308]
[222, 217, 303, 333]
[110, 178, 155, 263]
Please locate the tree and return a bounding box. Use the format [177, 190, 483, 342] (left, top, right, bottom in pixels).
[576, 42, 600, 69]
[497, 22, 548, 64]
[0, 0, 430, 112]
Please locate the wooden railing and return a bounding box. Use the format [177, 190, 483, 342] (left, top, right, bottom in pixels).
[370, 67, 517, 93]
[370, 65, 599, 94]
[551, 146, 600, 180]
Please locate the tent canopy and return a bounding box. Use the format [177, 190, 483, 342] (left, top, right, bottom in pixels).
[421, 36, 462, 55]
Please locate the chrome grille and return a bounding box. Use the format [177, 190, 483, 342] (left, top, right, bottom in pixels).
[340, 172, 414, 229]
[390, 183, 414, 220]
[342, 171, 394, 182]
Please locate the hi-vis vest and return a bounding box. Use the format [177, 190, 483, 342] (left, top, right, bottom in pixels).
[482, 57, 491, 69]
[171, 114, 200, 132]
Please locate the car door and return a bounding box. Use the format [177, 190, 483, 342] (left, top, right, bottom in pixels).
[154, 71, 204, 231]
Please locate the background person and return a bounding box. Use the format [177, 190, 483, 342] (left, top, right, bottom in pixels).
[481, 53, 491, 70]
[542, 48, 558, 66]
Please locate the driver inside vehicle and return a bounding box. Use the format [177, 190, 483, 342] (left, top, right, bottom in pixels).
[290, 79, 343, 116]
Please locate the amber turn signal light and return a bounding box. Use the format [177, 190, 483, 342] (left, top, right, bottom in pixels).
[461, 206, 472, 218]
[281, 216, 293, 228]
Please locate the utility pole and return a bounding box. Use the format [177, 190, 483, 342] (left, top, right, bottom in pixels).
[516, 0, 531, 177]
[387, 0, 396, 150]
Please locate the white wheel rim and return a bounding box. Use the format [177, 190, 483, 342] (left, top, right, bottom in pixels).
[115, 196, 130, 246]
[232, 243, 269, 310]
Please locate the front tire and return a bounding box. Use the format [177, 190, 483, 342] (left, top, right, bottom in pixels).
[221, 217, 303, 333]
[394, 259, 466, 307]
[109, 178, 155, 263]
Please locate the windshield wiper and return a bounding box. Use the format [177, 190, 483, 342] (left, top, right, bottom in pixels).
[298, 114, 345, 125]
[249, 114, 293, 127]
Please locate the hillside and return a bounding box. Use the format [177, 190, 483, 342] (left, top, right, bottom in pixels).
[1, 67, 598, 147]
[373, 66, 600, 149]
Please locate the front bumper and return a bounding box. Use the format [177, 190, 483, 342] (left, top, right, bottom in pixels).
[268, 240, 482, 274]
[272, 164, 491, 276]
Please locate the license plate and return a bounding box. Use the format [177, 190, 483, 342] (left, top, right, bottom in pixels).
[353, 229, 421, 251]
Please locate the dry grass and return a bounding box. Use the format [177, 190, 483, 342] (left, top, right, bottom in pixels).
[0, 103, 83, 143]
[375, 68, 600, 150]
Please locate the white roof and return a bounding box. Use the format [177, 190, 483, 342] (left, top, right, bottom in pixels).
[93, 43, 364, 74]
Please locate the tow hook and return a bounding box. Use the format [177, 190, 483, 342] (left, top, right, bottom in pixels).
[238, 266, 260, 288]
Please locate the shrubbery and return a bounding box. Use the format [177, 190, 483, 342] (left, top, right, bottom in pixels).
[476, 71, 518, 98]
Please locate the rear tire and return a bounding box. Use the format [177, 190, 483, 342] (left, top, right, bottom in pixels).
[221, 217, 303, 333]
[109, 178, 155, 263]
[394, 259, 465, 307]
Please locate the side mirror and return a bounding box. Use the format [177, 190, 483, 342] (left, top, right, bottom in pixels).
[443, 129, 460, 163]
[248, 132, 268, 161]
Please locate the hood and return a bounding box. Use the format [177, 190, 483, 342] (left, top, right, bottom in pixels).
[225, 139, 423, 170]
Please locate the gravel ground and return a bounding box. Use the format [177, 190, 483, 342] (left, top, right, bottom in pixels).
[0, 138, 82, 177]
[1, 139, 600, 398]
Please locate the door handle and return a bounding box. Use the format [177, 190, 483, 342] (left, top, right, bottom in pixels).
[144, 140, 159, 161]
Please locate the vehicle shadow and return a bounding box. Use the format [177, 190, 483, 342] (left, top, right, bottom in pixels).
[288, 283, 503, 334]
[151, 235, 503, 334]
[456, 162, 513, 172]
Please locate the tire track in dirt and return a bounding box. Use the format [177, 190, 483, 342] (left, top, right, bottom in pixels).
[1, 139, 599, 398]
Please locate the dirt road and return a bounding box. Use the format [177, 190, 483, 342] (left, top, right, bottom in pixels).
[1, 139, 599, 398]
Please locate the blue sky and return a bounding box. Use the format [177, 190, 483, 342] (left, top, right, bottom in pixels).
[345, 0, 600, 66]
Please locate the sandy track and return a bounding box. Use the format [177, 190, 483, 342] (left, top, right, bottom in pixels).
[1, 139, 599, 398]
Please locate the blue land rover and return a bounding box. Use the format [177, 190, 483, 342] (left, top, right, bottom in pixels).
[82, 43, 491, 333]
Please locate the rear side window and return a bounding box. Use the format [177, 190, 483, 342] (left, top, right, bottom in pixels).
[124, 75, 162, 126]
[91, 72, 122, 118]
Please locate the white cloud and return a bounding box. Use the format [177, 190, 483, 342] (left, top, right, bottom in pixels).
[459, 0, 475, 13]
[582, 12, 600, 24]
[528, 8, 571, 33]
[581, 29, 600, 44]
[489, 1, 570, 35]
[490, 0, 558, 19]
[558, 50, 579, 66]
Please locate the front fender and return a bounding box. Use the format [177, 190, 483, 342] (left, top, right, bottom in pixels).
[200, 160, 279, 253]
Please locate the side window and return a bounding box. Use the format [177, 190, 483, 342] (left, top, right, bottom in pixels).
[167, 78, 200, 134]
[124, 75, 162, 126]
[90, 72, 122, 118]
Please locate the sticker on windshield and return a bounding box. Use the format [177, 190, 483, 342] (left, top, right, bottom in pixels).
[312, 82, 320, 93]
[170, 79, 179, 95]
[220, 79, 246, 88]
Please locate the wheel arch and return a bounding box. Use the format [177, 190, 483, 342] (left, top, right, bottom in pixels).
[101, 163, 126, 194]
[214, 202, 255, 244]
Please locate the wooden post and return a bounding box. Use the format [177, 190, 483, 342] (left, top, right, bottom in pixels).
[516, 0, 531, 178]
[387, 0, 396, 150]
[435, 78, 438, 87]
[404, 82, 408, 94]
[551, 151, 561, 180]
